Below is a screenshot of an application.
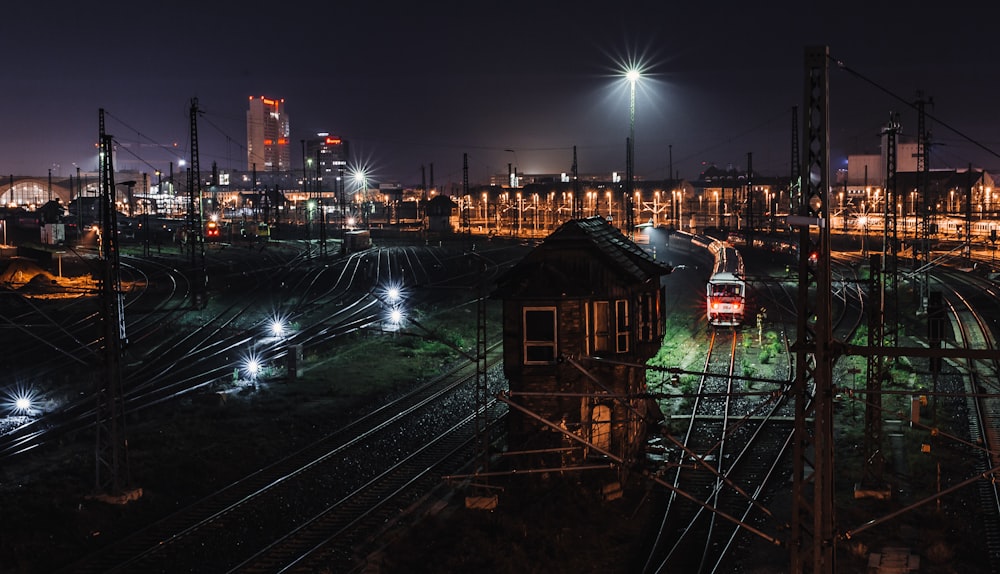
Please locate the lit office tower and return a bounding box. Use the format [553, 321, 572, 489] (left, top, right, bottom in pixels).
[304, 133, 350, 192]
[246, 96, 291, 172]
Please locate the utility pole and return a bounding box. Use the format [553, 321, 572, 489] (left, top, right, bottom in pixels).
[789, 45, 835, 574]
[462, 153, 471, 233]
[882, 114, 900, 348]
[789, 105, 800, 218]
[187, 98, 206, 309]
[915, 93, 933, 314]
[93, 109, 135, 501]
[317, 150, 326, 257]
[571, 146, 581, 219]
[77, 165, 83, 242]
[625, 137, 634, 238]
[301, 140, 311, 258]
[669, 144, 673, 188]
[746, 152, 754, 244]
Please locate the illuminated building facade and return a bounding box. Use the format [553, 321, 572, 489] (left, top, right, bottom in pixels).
[304, 133, 349, 192]
[246, 96, 291, 172]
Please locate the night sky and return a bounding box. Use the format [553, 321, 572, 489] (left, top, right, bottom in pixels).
[4, 1, 997, 186]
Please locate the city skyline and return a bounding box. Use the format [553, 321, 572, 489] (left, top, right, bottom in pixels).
[4, 2, 998, 187]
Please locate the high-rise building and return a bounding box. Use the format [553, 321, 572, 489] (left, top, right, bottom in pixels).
[304, 133, 350, 192]
[246, 96, 291, 172]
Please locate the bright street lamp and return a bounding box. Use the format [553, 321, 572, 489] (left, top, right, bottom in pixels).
[626, 67, 640, 147]
[352, 169, 369, 228]
[624, 66, 640, 236]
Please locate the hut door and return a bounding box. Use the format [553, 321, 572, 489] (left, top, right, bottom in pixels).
[591, 404, 612, 451]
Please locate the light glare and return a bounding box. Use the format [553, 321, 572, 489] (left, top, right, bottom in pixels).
[389, 307, 403, 324]
[4, 384, 40, 415]
[242, 353, 263, 380]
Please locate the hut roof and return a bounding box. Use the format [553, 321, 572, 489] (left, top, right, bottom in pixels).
[493, 216, 671, 298]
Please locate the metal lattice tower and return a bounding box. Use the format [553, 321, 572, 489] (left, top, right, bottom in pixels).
[94, 111, 131, 496]
[462, 153, 470, 232]
[317, 151, 327, 257]
[790, 105, 801, 214]
[746, 152, 754, 242]
[187, 98, 206, 308]
[916, 94, 933, 313]
[790, 45, 835, 574]
[881, 114, 900, 348]
[625, 137, 635, 238]
[473, 274, 490, 478]
[863, 116, 900, 483]
[571, 146, 582, 219]
[864, 252, 886, 486]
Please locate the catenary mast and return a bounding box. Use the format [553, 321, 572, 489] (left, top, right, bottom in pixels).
[94, 109, 134, 499]
[790, 45, 835, 574]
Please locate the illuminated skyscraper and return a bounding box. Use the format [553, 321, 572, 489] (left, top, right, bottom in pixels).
[246, 96, 291, 172]
[304, 133, 349, 192]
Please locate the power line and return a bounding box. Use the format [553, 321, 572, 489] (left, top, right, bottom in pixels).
[830, 53, 1000, 164]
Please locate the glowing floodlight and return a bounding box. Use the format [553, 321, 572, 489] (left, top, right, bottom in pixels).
[380, 282, 405, 305]
[389, 307, 404, 325]
[4, 384, 40, 415]
[242, 354, 263, 380]
[268, 314, 289, 338]
[270, 320, 285, 337]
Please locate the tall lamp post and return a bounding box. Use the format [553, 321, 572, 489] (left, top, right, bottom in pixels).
[353, 169, 368, 229]
[625, 67, 640, 238]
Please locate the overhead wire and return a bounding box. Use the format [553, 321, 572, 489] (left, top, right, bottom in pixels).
[829, 53, 1000, 165]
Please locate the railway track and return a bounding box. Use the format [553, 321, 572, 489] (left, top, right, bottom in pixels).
[57, 347, 506, 574]
[933, 271, 1000, 570]
[1, 242, 519, 461]
[645, 327, 789, 572]
[644, 245, 867, 573]
[0, 238, 527, 572]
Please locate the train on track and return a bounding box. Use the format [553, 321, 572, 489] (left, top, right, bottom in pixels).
[665, 229, 746, 327]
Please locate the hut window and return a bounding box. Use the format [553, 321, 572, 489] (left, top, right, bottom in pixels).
[590, 404, 612, 451]
[615, 299, 629, 353]
[523, 307, 557, 364]
[593, 301, 611, 353]
[637, 291, 659, 342]
[592, 300, 628, 354]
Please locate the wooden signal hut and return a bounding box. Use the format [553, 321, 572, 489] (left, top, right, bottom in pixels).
[492, 215, 672, 478]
